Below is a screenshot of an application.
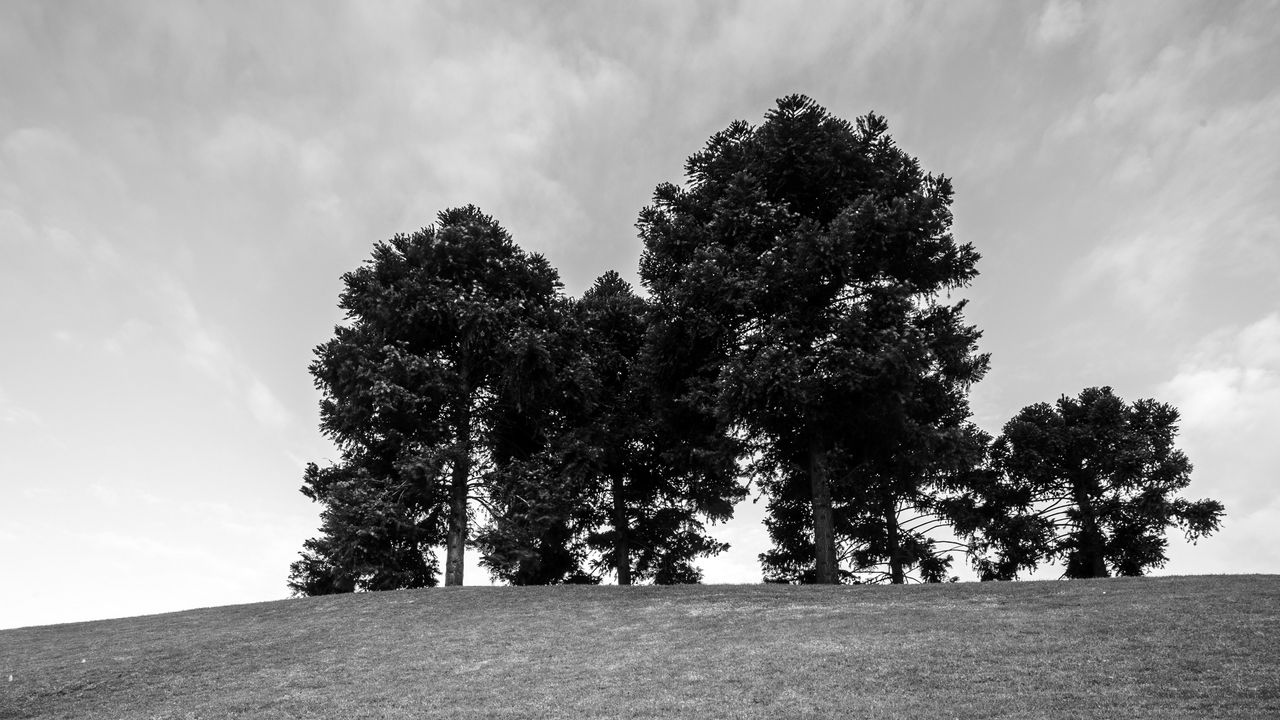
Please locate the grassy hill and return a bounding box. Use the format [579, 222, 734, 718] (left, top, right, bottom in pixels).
[2, 575, 1277, 719]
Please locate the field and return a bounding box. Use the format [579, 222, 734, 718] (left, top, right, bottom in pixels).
[2, 575, 1277, 719]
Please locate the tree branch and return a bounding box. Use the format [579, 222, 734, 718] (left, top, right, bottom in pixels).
[468, 495, 498, 515]
[902, 519, 950, 536]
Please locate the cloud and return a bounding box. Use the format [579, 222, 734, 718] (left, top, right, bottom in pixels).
[0, 207, 36, 246]
[700, 497, 772, 584]
[384, 24, 633, 258]
[153, 274, 236, 387]
[1159, 313, 1280, 514]
[151, 273, 292, 429]
[247, 377, 292, 429]
[3, 0, 1276, 624]
[102, 317, 155, 356]
[1141, 312, 1280, 575]
[1163, 493, 1280, 576]
[196, 114, 298, 176]
[0, 384, 41, 426]
[1033, 0, 1085, 48]
[1, 126, 80, 174]
[1059, 13, 1280, 322]
[1080, 231, 1196, 318]
[196, 113, 341, 192]
[87, 529, 210, 563]
[46, 224, 124, 274]
[1, 126, 132, 232]
[89, 482, 122, 507]
[1161, 313, 1280, 431]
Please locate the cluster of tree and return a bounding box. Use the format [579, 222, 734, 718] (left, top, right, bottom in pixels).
[289, 96, 1223, 594]
[289, 206, 742, 592]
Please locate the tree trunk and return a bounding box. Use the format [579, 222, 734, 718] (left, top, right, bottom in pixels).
[809, 441, 839, 584]
[445, 399, 472, 587]
[1070, 479, 1108, 579]
[882, 492, 904, 584]
[612, 476, 631, 586]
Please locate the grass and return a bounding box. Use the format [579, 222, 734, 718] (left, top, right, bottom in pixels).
[1, 575, 1277, 719]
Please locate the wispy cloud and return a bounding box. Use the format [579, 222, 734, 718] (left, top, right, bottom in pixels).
[2, 1, 1277, 624]
[151, 273, 292, 429]
[247, 377, 292, 429]
[1146, 309, 1280, 574]
[1078, 93, 1280, 319]
[1160, 313, 1280, 513]
[1032, 0, 1085, 48]
[0, 384, 41, 426]
[196, 114, 299, 177]
[3, 122, 297, 431]
[1, 126, 133, 241]
[1055, 7, 1280, 321]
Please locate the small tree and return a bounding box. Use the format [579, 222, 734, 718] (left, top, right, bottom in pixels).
[288, 462, 439, 595]
[290, 206, 564, 592]
[951, 386, 1225, 579]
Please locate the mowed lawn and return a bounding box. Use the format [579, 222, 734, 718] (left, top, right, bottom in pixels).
[2, 575, 1277, 719]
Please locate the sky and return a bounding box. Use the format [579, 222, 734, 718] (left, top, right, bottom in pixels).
[2, 1, 1278, 630]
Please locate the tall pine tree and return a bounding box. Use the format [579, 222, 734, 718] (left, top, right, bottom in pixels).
[290, 206, 563, 592]
[639, 95, 987, 583]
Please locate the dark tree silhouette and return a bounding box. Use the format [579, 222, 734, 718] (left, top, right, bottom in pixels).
[760, 419, 989, 584]
[478, 271, 743, 584]
[290, 206, 563, 592]
[949, 386, 1225, 579]
[638, 94, 987, 583]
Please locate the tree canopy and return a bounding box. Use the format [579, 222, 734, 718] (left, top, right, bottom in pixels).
[292, 96, 1224, 593]
[293, 213, 744, 594]
[290, 205, 564, 592]
[478, 270, 744, 585]
[573, 272, 743, 583]
[638, 94, 988, 583]
[949, 386, 1225, 580]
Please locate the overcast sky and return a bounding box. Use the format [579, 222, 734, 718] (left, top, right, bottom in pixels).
[2, 1, 1277, 630]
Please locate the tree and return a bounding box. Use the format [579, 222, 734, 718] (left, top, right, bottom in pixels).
[574, 271, 743, 583]
[950, 386, 1225, 579]
[638, 94, 987, 583]
[759, 419, 989, 585]
[476, 271, 744, 584]
[288, 462, 438, 595]
[289, 205, 564, 592]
